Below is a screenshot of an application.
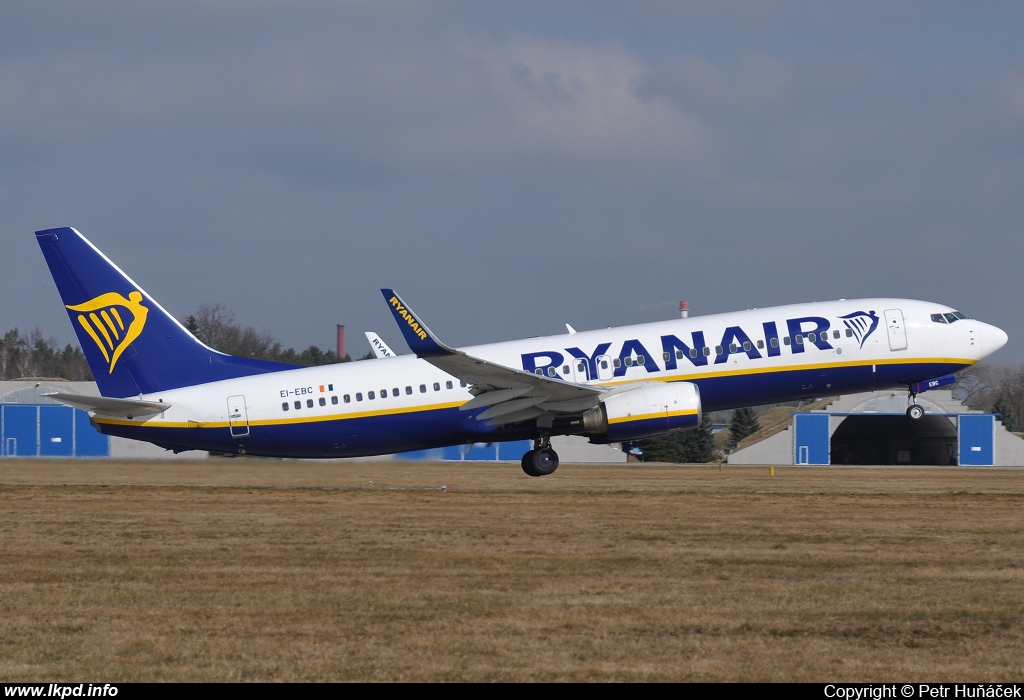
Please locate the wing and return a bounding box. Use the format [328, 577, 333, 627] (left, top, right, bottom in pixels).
[41, 392, 171, 419]
[381, 289, 601, 426]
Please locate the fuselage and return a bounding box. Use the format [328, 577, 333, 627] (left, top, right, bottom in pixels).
[91, 298, 1007, 458]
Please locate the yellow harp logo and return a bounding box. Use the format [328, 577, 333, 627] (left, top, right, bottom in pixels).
[66, 291, 149, 374]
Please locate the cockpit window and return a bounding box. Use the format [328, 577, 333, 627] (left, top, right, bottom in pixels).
[932, 310, 968, 324]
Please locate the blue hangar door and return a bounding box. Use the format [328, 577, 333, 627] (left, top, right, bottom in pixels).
[958, 415, 994, 466]
[794, 413, 830, 465]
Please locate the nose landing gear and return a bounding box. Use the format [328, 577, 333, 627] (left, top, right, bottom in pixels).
[521, 436, 560, 477]
[907, 389, 925, 421]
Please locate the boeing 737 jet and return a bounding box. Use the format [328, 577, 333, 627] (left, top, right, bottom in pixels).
[36, 227, 1008, 475]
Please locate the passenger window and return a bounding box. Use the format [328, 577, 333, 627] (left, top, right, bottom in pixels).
[770, 338, 779, 348]
[356, 393, 363, 402]
[332, 396, 339, 405]
[690, 348, 698, 358]
[344, 394, 351, 403]
[446, 381, 453, 389]
[319, 397, 326, 406]
[729, 343, 738, 353]
[460, 381, 467, 388]
[663, 352, 671, 361]
[282, 402, 289, 411]
[368, 391, 375, 400]
[406, 386, 412, 395]
[637, 356, 645, 365]
[833, 330, 840, 339]
[547, 367, 557, 377]
[624, 357, 633, 367]
[807, 332, 815, 342]
[757, 340, 764, 349]
[420, 384, 427, 393]
[306, 399, 314, 408]
[795, 335, 803, 345]
[676, 350, 683, 360]
[433, 382, 440, 391]
[845, 329, 853, 337]
[562, 365, 570, 374]
[715, 345, 723, 354]
[294, 400, 301, 410]
[613, 358, 622, 368]
[702, 347, 711, 356]
[601, 360, 609, 369]
[784, 337, 791, 345]
[392, 388, 399, 397]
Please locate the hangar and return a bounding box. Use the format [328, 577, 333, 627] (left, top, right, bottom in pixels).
[727, 390, 1024, 467]
[1, 381, 203, 459]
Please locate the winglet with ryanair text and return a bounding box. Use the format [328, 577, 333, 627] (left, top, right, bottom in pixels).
[381, 289, 454, 358]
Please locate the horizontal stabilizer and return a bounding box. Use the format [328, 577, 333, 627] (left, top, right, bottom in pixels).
[41, 392, 170, 418]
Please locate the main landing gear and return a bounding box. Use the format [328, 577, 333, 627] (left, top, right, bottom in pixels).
[521, 436, 560, 477]
[906, 389, 925, 421]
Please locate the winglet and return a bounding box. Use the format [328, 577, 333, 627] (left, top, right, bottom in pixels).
[380, 289, 454, 357]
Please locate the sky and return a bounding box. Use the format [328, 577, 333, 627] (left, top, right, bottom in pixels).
[3, 1, 1023, 364]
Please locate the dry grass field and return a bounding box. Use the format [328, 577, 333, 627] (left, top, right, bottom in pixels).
[1, 459, 1022, 682]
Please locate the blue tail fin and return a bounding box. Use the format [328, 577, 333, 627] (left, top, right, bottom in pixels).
[37, 227, 298, 398]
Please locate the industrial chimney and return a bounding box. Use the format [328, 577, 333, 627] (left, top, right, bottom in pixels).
[337, 324, 346, 359]
[680, 301, 689, 319]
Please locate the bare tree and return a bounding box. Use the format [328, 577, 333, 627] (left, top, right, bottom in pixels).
[188, 303, 285, 360]
[956, 363, 1024, 431]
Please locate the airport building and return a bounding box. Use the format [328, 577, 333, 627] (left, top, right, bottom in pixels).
[728, 390, 1024, 466]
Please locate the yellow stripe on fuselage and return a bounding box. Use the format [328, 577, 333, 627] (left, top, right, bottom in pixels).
[594, 356, 974, 388]
[92, 399, 468, 429]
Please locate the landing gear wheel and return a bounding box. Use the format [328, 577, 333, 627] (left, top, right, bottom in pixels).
[521, 449, 539, 477]
[521, 447, 559, 477]
[906, 404, 925, 421]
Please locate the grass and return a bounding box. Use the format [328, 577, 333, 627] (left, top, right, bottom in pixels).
[1, 459, 1022, 681]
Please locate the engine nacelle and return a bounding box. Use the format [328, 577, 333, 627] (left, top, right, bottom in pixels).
[583, 381, 702, 442]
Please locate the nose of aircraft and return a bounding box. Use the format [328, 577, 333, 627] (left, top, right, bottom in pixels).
[978, 322, 1009, 358]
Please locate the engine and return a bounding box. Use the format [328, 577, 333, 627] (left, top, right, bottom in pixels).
[582, 381, 702, 442]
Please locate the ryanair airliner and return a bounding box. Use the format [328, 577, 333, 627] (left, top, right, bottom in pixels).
[37, 227, 1008, 476]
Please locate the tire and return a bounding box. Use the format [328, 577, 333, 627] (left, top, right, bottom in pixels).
[906, 404, 925, 420]
[521, 450, 539, 477]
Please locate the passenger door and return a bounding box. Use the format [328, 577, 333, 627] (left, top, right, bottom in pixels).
[884, 309, 908, 352]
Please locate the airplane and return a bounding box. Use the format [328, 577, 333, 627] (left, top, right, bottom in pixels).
[36, 226, 1008, 476]
[365, 332, 396, 359]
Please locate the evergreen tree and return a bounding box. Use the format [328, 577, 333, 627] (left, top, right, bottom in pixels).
[635, 419, 717, 463]
[728, 407, 761, 449]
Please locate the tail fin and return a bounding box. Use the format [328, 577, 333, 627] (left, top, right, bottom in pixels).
[37, 227, 297, 398]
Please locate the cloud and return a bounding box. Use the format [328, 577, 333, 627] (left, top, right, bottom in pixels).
[457, 35, 712, 170]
